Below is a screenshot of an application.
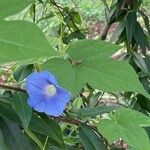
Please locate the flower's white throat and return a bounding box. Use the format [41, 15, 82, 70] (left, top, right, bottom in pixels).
[45, 84, 56, 96]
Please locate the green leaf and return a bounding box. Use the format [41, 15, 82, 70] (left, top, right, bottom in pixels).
[139, 11, 150, 35]
[26, 130, 43, 149]
[133, 52, 150, 76]
[110, 22, 125, 42]
[29, 114, 65, 149]
[125, 12, 137, 44]
[137, 94, 150, 112]
[70, 11, 82, 25]
[0, 21, 55, 63]
[0, 118, 32, 150]
[133, 23, 149, 50]
[13, 64, 34, 82]
[77, 105, 120, 118]
[0, 129, 7, 150]
[12, 92, 32, 130]
[79, 125, 106, 150]
[0, 0, 35, 19]
[42, 40, 149, 98]
[97, 108, 150, 150]
[0, 99, 20, 123]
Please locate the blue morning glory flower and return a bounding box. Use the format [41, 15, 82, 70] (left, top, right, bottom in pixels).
[26, 71, 71, 117]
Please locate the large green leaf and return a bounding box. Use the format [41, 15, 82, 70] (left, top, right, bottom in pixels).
[12, 92, 32, 130]
[79, 125, 106, 150]
[67, 39, 119, 60]
[0, 118, 32, 150]
[0, 21, 55, 63]
[97, 108, 150, 150]
[0, 0, 35, 19]
[43, 40, 149, 98]
[29, 114, 65, 149]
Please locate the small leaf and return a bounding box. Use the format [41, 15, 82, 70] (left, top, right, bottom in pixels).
[110, 22, 125, 42]
[139, 11, 150, 35]
[79, 125, 106, 150]
[13, 64, 34, 82]
[133, 52, 150, 76]
[12, 92, 32, 130]
[133, 23, 149, 50]
[0, 99, 20, 123]
[125, 12, 137, 44]
[78, 105, 120, 118]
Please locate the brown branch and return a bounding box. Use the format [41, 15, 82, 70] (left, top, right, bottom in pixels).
[0, 84, 26, 93]
[0, 84, 88, 126]
[53, 116, 83, 127]
[0, 84, 97, 129]
[52, 115, 108, 147]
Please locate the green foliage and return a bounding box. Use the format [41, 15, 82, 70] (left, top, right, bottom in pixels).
[13, 64, 34, 82]
[0, 0, 149, 149]
[58, 0, 105, 20]
[0, 118, 33, 150]
[12, 92, 32, 130]
[97, 108, 150, 150]
[29, 114, 65, 149]
[43, 40, 149, 98]
[79, 125, 106, 150]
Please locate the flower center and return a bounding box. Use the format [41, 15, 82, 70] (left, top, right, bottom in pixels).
[45, 84, 56, 96]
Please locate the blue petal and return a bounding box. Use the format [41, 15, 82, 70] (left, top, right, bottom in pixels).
[26, 72, 48, 94]
[28, 93, 46, 107]
[44, 87, 71, 116]
[26, 71, 57, 95]
[45, 99, 61, 116]
[38, 71, 57, 85]
[34, 101, 46, 113]
[26, 71, 70, 116]
[56, 87, 71, 103]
